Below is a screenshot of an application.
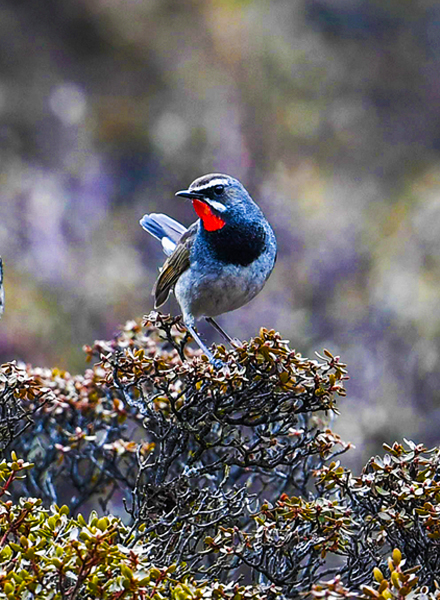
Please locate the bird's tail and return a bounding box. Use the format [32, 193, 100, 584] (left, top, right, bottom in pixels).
[140, 213, 187, 256]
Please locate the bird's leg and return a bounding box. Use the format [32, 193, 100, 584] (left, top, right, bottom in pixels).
[185, 323, 224, 368]
[204, 316, 232, 342]
[205, 317, 241, 348]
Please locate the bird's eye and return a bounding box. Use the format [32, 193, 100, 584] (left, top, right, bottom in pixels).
[213, 185, 224, 196]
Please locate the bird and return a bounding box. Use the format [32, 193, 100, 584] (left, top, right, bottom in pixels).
[140, 173, 277, 367]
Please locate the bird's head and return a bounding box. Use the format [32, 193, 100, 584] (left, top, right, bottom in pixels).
[175, 173, 253, 232]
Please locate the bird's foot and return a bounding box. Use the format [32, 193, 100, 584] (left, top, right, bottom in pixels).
[209, 356, 226, 369]
[185, 322, 226, 369]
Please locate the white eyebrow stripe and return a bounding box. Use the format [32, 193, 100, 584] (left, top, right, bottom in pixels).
[191, 177, 231, 192]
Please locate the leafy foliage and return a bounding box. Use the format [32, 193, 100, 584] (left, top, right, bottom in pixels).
[0, 315, 439, 598]
[316, 440, 440, 587]
[0, 456, 277, 599]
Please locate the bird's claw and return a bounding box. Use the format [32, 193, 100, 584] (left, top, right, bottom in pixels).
[210, 357, 226, 369]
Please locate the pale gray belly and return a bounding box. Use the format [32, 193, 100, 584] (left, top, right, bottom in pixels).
[175, 258, 270, 322]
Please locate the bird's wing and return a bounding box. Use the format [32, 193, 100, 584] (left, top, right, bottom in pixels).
[153, 221, 198, 307]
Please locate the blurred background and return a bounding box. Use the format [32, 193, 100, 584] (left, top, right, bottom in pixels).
[1, 0, 440, 470]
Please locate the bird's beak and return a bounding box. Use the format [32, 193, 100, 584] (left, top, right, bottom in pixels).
[175, 190, 227, 213]
[175, 189, 205, 200]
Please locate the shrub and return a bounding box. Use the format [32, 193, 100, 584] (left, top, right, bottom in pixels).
[0, 314, 439, 598]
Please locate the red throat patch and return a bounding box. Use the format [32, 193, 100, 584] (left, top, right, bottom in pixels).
[192, 199, 226, 232]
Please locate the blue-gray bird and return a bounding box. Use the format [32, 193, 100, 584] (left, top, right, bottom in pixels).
[140, 173, 277, 366]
